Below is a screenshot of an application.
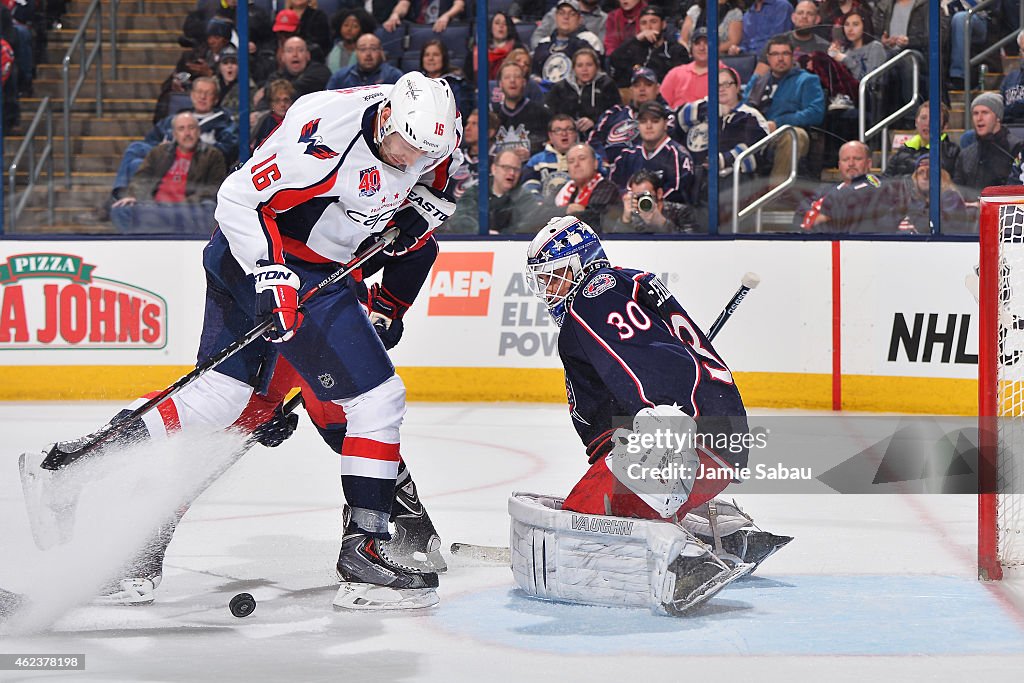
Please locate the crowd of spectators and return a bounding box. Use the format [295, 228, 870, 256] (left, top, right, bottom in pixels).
[73, 0, 1024, 235]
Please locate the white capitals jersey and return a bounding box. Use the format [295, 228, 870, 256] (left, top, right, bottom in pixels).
[215, 86, 462, 273]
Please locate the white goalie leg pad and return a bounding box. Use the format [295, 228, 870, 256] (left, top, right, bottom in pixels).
[509, 492, 737, 614]
[606, 406, 700, 518]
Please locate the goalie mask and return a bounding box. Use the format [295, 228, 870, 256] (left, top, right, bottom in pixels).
[376, 72, 457, 175]
[526, 216, 609, 326]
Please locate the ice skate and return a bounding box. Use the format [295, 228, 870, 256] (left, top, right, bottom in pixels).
[381, 470, 447, 573]
[18, 449, 82, 550]
[334, 507, 439, 611]
[94, 518, 178, 606]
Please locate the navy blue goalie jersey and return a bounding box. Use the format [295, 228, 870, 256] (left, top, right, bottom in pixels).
[559, 266, 749, 469]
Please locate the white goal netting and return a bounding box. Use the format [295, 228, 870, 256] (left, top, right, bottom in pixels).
[995, 202, 1024, 568]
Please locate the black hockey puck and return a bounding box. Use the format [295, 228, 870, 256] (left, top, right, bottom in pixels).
[229, 593, 256, 618]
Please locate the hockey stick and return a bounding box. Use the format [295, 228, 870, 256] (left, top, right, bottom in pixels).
[707, 272, 760, 341]
[39, 227, 400, 471]
[450, 271, 763, 563]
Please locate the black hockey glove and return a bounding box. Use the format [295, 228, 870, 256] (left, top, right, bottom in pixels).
[250, 404, 300, 448]
[367, 283, 409, 350]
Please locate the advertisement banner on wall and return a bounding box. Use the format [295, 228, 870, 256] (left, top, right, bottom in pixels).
[841, 242, 978, 379]
[0, 242, 206, 366]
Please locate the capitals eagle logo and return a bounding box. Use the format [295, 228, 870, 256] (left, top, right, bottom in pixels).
[298, 118, 338, 159]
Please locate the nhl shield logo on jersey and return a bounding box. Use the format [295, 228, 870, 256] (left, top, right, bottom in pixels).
[358, 167, 382, 197]
[583, 273, 616, 298]
[298, 118, 338, 159]
[318, 373, 335, 389]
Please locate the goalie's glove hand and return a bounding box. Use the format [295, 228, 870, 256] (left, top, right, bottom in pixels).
[367, 283, 408, 350]
[250, 404, 300, 448]
[254, 260, 304, 343]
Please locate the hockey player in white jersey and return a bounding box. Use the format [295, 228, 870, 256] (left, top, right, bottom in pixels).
[20, 72, 462, 611]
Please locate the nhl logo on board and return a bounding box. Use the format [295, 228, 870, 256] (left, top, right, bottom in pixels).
[583, 273, 615, 298]
[358, 167, 381, 197]
[318, 373, 335, 389]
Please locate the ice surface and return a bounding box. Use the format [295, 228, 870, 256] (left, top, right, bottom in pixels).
[1, 402, 1023, 682]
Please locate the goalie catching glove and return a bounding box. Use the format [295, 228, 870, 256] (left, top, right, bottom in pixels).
[254, 260, 303, 342]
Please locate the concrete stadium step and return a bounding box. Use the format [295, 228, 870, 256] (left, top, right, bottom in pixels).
[37, 63, 174, 81]
[3, 114, 152, 139]
[5, 155, 122, 174]
[8, 182, 114, 210]
[22, 97, 159, 114]
[7, 135, 137, 155]
[44, 44, 183, 66]
[33, 79, 163, 100]
[62, 12, 187, 32]
[50, 28, 183, 45]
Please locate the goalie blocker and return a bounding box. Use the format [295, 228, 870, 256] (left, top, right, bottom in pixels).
[510, 493, 753, 616]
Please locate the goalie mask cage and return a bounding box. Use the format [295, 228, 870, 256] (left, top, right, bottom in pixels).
[979, 187, 1024, 581]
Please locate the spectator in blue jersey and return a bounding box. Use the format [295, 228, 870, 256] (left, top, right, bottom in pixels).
[609, 100, 695, 205]
[1002, 31, 1024, 124]
[743, 35, 825, 187]
[523, 113, 579, 199]
[588, 66, 665, 165]
[492, 61, 551, 162]
[531, 0, 607, 51]
[326, 32, 402, 89]
[678, 66, 772, 227]
[741, 0, 793, 55]
[533, 0, 604, 84]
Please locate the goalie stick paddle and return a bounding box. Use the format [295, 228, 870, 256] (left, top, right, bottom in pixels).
[707, 272, 760, 341]
[451, 272, 763, 562]
[39, 227, 400, 471]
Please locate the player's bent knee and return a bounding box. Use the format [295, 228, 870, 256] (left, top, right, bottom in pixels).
[139, 371, 254, 438]
[334, 373, 406, 442]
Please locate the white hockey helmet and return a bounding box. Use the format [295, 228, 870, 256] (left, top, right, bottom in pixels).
[377, 72, 457, 168]
[525, 216, 609, 326]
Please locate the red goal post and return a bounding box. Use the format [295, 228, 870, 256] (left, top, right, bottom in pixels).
[979, 187, 1024, 581]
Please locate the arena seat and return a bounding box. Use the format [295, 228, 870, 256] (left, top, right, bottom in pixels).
[376, 24, 406, 66]
[722, 54, 757, 86]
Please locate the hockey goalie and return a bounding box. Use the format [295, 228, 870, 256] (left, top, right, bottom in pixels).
[512, 217, 791, 616]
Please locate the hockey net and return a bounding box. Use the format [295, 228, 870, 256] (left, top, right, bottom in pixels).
[979, 188, 1024, 580]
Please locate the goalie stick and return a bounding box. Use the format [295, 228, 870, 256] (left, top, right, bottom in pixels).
[37, 227, 400, 472]
[451, 272, 763, 563]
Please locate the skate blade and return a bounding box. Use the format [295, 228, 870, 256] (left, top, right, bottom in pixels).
[332, 583, 439, 611]
[18, 451, 76, 550]
[666, 561, 754, 616]
[92, 578, 158, 606]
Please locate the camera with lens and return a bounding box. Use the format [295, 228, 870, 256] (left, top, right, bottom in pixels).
[635, 191, 656, 213]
